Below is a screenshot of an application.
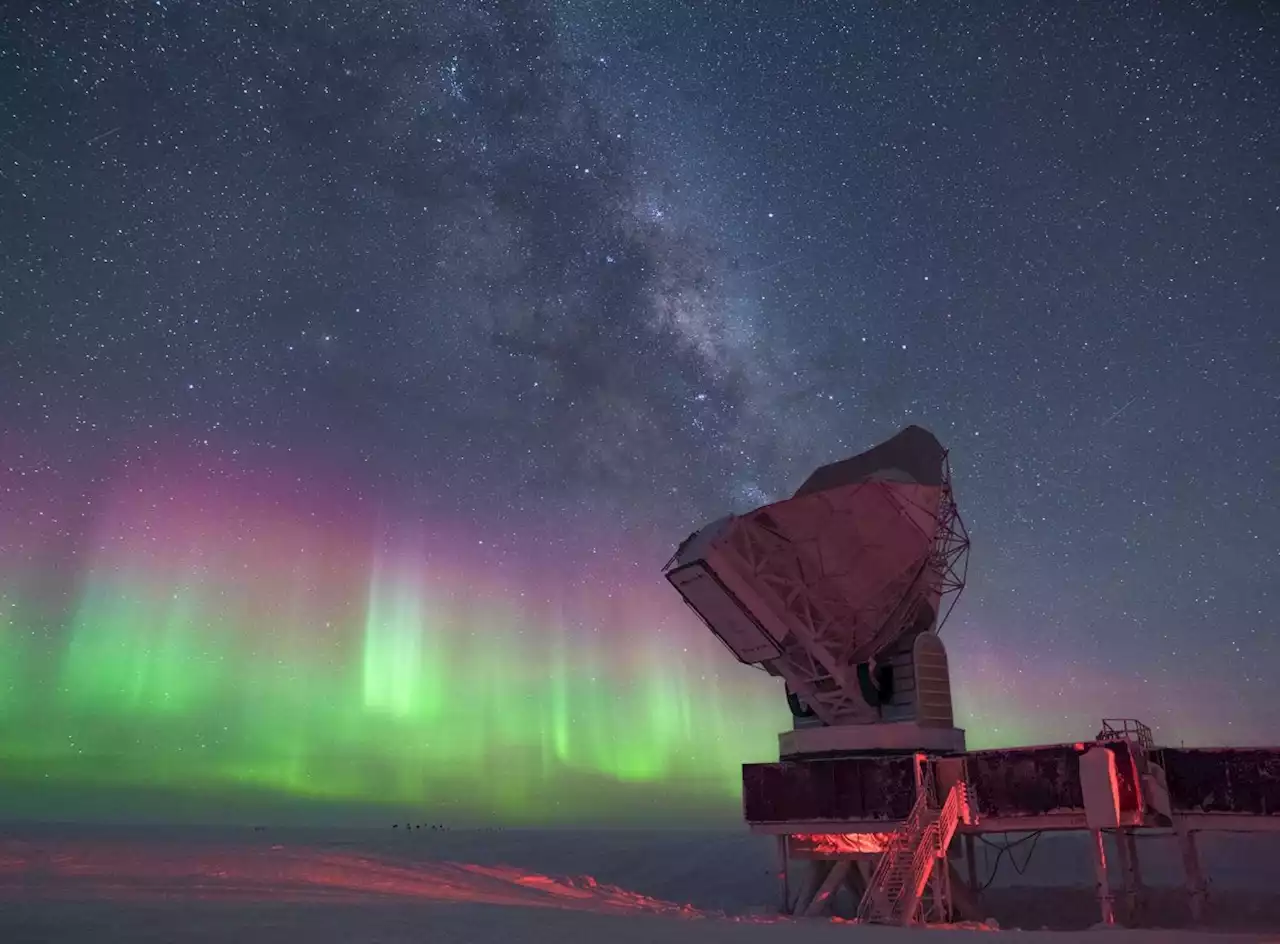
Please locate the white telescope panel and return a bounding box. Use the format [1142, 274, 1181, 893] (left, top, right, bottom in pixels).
[666, 561, 781, 664]
[1080, 746, 1122, 830]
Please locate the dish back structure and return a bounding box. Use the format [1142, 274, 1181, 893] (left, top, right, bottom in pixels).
[664, 425, 969, 728]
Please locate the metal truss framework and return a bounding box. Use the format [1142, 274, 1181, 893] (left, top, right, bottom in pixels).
[720, 453, 970, 725]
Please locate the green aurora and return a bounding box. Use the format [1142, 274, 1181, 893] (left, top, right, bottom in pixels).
[0, 480, 795, 823]
[0, 464, 1038, 824]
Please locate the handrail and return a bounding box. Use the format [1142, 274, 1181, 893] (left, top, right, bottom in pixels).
[895, 822, 938, 922]
[1097, 718, 1153, 751]
[884, 781, 968, 925]
[936, 781, 966, 851]
[857, 787, 931, 921]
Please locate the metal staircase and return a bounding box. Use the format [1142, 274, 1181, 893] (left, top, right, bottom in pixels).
[858, 780, 968, 925]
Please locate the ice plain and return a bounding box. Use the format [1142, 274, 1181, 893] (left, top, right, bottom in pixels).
[4, 823, 1280, 943]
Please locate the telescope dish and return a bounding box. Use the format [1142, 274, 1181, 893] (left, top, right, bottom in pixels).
[664, 426, 969, 726]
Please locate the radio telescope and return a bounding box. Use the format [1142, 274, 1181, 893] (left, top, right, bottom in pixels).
[664, 426, 970, 754]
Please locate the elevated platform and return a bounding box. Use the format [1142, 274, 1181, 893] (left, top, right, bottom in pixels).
[745, 729, 1280, 926]
[747, 743, 1280, 831]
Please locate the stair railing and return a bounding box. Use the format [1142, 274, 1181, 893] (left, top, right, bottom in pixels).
[894, 819, 941, 923]
[862, 780, 969, 926]
[857, 785, 933, 922]
[935, 781, 967, 852]
[895, 782, 968, 924]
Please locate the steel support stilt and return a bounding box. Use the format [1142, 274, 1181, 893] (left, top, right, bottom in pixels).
[804, 860, 850, 917]
[1090, 828, 1115, 926]
[1175, 825, 1208, 924]
[1120, 829, 1143, 924]
[776, 835, 790, 914]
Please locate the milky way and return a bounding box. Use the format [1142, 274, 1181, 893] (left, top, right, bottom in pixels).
[0, 1, 1276, 823]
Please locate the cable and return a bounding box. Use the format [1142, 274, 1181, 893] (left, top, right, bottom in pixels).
[975, 831, 1043, 891]
[976, 832, 1039, 890]
[974, 827, 1168, 892]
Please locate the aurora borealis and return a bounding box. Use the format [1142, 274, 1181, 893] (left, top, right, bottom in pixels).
[0, 450, 793, 821]
[1, 0, 1277, 824]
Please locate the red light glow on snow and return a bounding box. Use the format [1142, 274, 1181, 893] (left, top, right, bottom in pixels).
[0, 837, 702, 917]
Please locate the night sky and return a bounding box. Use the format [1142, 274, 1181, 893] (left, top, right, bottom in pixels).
[1, 1, 1277, 824]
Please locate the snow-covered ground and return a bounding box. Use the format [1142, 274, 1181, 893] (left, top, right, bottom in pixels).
[2, 823, 1279, 942]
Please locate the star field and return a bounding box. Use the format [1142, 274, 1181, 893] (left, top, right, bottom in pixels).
[0, 0, 1277, 822]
